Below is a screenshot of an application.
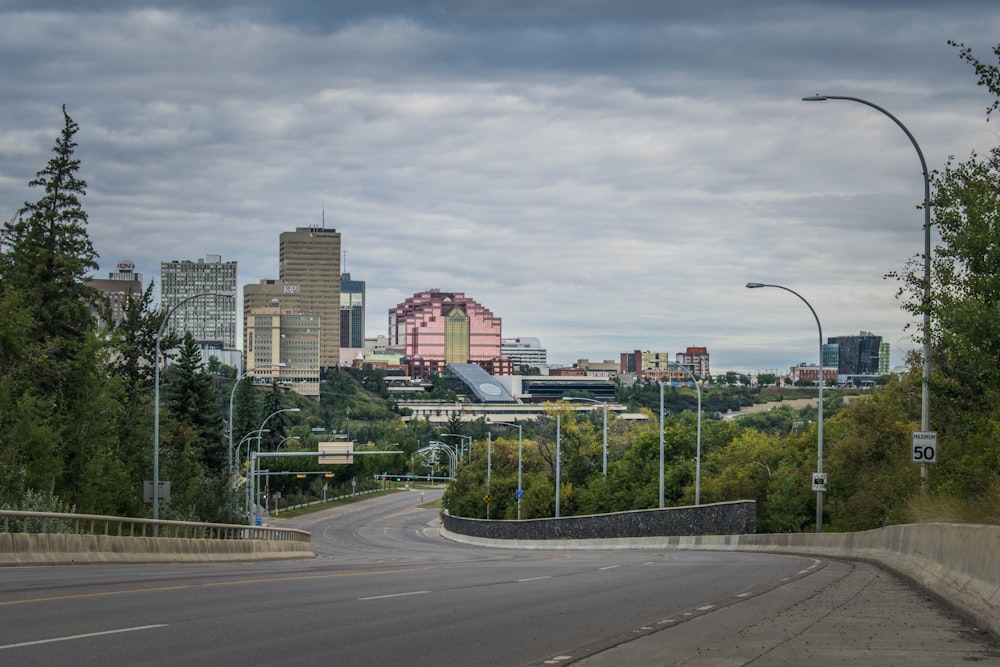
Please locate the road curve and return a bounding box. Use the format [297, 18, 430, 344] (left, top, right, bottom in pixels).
[1, 489, 997, 666]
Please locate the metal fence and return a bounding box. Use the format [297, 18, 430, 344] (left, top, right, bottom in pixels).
[0, 510, 310, 543]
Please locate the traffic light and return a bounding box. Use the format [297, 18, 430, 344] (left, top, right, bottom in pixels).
[295, 474, 306, 479]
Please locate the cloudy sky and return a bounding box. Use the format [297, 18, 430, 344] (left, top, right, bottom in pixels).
[2, 1, 998, 372]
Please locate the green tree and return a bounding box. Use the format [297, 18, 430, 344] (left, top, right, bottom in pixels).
[166, 333, 226, 471]
[891, 41, 1000, 509]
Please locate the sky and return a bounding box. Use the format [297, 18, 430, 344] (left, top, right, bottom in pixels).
[1, 1, 998, 373]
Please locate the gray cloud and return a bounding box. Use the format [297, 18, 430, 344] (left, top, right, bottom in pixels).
[1, 1, 998, 371]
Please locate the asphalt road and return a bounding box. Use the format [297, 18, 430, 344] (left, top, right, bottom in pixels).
[1, 489, 997, 666]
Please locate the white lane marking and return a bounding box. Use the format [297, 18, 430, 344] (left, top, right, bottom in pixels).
[0, 624, 167, 650]
[599, 565, 619, 571]
[358, 591, 430, 601]
[696, 605, 715, 611]
[517, 576, 552, 582]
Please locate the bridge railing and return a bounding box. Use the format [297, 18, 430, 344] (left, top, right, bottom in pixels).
[0, 510, 310, 543]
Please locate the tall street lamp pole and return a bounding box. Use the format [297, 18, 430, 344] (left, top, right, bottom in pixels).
[747, 282, 825, 532]
[668, 362, 702, 506]
[803, 94, 932, 490]
[153, 291, 233, 522]
[249, 407, 301, 525]
[491, 421, 523, 520]
[228, 363, 286, 480]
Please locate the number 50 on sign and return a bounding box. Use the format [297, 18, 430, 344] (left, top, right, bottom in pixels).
[912, 431, 937, 464]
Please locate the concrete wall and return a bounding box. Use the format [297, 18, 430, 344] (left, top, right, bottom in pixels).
[442, 501, 756, 540]
[0, 532, 314, 565]
[441, 521, 1000, 638]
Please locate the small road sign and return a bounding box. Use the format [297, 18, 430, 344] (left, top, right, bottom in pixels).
[912, 431, 938, 463]
[811, 473, 827, 492]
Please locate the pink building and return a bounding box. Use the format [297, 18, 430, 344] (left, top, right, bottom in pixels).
[389, 290, 506, 376]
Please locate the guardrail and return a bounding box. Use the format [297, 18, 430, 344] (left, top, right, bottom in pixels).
[0, 510, 314, 565]
[0, 510, 310, 542]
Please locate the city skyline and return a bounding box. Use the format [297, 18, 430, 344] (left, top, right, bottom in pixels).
[2, 2, 998, 371]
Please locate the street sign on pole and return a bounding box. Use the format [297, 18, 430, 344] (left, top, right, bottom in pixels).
[811, 473, 827, 492]
[912, 431, 938, 464]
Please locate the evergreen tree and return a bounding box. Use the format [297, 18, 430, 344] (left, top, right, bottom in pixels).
[165, 333, 226, 471]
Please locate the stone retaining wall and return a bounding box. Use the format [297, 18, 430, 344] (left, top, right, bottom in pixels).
[441, 501, 756, 540]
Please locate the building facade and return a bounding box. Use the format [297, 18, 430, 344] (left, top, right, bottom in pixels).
[279, 227, 341, 372]
[340, 272, 365, 349]
[828, 331, 883, 375]
[86, 260, 144, 327]
[389, 290, 506, 377]
[501, 337, 548, 369]
[160, 254, 237, 347]
[676, 346, 710, 378]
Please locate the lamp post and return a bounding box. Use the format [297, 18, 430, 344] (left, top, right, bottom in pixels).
[491, 421, 523, 520]
[250, 407, 301, 525]
[667, 362, 702, 506]
[228, 363, 286, 480]
[803, 94, 932, 491]
[747, 282, 825, 532]
[562, 397, 609, 477]
[554, 414, 562, 517]
[486, 432, 492, 520]
[441, 433, 473, 462]
[659, 378, 665, 508]
[153, 291, 233, 522]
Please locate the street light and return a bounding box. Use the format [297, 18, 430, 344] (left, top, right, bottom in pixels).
[562, 397, 609, 477]
[250, 407, 301, 525]
[747, 282, 825, 532]
[667, 362, 702, 506]
[228, 363, 286, 479]
[153, 290, 233, 522]
[803, 93, 932, 490]
[441, 433, 473, 462]
[490, 421, 523, 520]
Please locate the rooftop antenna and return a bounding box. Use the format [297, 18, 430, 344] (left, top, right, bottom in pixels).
[321, 202, 325, 229]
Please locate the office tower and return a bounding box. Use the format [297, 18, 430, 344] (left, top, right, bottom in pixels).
[502, 337, 548, 368]
[389, 289, 505, 377]
[86, 260, 144, 327]
[827, 331, 883, 375]
[340, 273, 366, 349]
[243, 288, 321, 397]
[160, 254, 237, 347]
[279, 227, 341, 372]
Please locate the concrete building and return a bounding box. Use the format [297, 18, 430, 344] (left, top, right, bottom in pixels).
[279, 227, 341, 372]
[502, 337, 547, 369]
[676, 346, 710, 378]
[86, 260, 144, 327]
[389, 289, 508, 378]
[160, 254, 237, 348]
[619, 350, 691, 383]
[242, 278, 321, 398]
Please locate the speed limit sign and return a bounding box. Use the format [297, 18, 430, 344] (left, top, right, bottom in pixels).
[912, 431, 937, 463]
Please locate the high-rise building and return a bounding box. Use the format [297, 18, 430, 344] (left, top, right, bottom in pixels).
[279, 227, 341, 372]
[160, 254, 237, 347]
[86, 259, 144, 327]
[502, 337, 547, 369]
[389, 289, 507, 377]
[340, 273, 365, 349]
[827, 332, 883, 375]
[244, 301, 321, 398]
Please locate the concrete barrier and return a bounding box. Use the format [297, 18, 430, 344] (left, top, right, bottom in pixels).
[0, 510, 314, 565]
[440, 522, 1000, 638]
[0, 532, 314, 565]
